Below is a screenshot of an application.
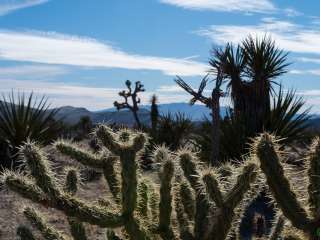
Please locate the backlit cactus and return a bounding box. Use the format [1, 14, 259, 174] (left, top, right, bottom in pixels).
[253, 133, 320, 240]
[4, 125, 268, 239]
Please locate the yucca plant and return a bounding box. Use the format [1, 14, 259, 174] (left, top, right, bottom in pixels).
[193, 88, 310, 162]
[0, 92, 60, 169]
[154, 112, 194, 151]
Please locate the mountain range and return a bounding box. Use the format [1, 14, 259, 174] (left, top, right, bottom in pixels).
[55, 103, 320, 130]
[55, 103, 228, 125]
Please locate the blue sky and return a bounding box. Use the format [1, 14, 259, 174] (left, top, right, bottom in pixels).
[0, 0, 320, 112]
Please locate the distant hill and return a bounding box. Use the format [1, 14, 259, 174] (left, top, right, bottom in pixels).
[55, 103, 226, 125]
[54, 103, 320, 130]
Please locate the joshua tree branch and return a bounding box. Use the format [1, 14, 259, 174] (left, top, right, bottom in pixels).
[114, 80, 145, 128]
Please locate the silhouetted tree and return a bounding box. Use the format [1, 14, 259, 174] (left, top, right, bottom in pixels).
[175, 71, 225, 166]
[150, 94, 159, 136]
[114, 80, 145, 128]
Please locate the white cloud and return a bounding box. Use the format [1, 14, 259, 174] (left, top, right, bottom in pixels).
[195, 18, 320, 55]
[159, 0, 276, 13]
[290, 69, 320, 76]
[0, 30, 208, 76]
[297, 57, 320, 65]
[0, 0, 49, 16]
[0, 64, 68, 78]
[284, 8, 303, 17]
[0, 79, 196, 110]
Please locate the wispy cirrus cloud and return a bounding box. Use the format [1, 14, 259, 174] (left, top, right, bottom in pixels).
[0, 30, 208, 76]
[159, 0, 276, 13]
[195, 18, 320, 55]
[0, 0, 49, 16]
[0, 64, 68, 78]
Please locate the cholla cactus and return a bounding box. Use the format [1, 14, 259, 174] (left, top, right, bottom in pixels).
[175, 150, 260, 240]
[253, 133, 320, 240]
[4, 125, 263, 240]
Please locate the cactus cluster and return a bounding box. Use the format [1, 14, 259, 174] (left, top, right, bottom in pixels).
[252, 133, 320, 240]
[3, 126, 320, 239]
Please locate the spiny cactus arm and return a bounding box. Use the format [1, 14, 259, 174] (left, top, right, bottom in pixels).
[308, 137, 320, 217]
[269, 215, 285, 240]
[131, 133, 147, 152]
[20, 142, 60, 198]
[4, 172, 123, 228]
[202, 172, 224, 208]
[102, 156, 120, 202]
[137, 179, 149, 217]
[3, 172, 48, 204]
[179, 181, 195, 221]
[23, 207, 69, 240]
[64, 167, 79, 195]
[178, 152, 210, 240]
[55, 141, 103, 168]
[174, 188, 195, 240]
[179, 152, 201, 190]
[54, 195, 124, 228]
[124, 217, 151, 240]
[158, 159, 175, 240]
[148, 183, 159, 227]
[254, 133, 311, 231]
[68, 218, 87, 240]
[223, 162, 258, 209]
[64, 168, 88, 240]
[95, 125, 122, 154]
[17, 225, 38, 240]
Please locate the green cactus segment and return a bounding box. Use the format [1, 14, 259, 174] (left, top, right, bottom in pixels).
[137, 179, 149, 217]
[215, 163, 258, 240]
[308, 137, 320, 218]
[64, 167, 88, 240]
[202, 172, 224, 208]
[17, 225, 37, 240]
[158, 159, 175, 240]
[102, 156, 121, 202]
[95, 125, 150, 239]
[179, 181, 195, 221]
[179, 152, 210, 240]
[65, 168, 79, 195]
[20, 142, 60, 199]
[224, 162, 257, 209]
[95, 125, 123, 154]
[23, 207, 68, 240]
[68, 218, 87, 240]
[55, 141, 103, 168]
[4, 172, 48, 203]
[148, 183, 160, 226]
[174, 190, 194, 240]
[255, 133, 311, 232]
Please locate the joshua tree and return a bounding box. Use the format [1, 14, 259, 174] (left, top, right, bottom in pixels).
[114, 80, 145, 128]
[215, 36, 289, 134]
[3, 125, 263, 240]
[175, 70, 225, 166]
